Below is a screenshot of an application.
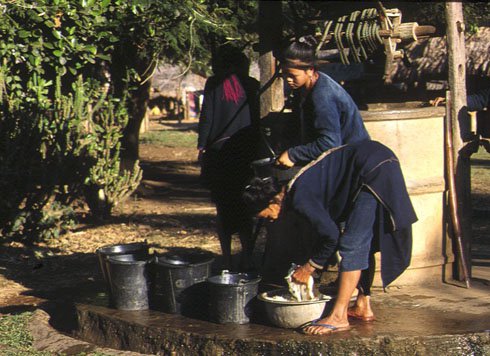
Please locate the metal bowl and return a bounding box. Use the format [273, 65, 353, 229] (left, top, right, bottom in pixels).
[258, 288, 332, 329]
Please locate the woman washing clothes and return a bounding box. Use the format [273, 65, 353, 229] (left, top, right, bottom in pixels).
[269, 38, 374, 315]
[244, 140, 417, 335]
[276, 38, 370, 168]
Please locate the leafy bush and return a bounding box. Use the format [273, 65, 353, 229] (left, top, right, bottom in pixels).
[83, 95, 142, 219]
[0, 0, 255, 241]
[0, 69, 141, 240]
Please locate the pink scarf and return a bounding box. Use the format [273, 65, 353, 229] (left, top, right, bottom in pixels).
[222, 74, 244, 104]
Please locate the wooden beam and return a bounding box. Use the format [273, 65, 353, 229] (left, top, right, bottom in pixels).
[258, 0, 284, 118]
[445, 2, 472, 281]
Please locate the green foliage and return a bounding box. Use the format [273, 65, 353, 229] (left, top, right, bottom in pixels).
[199, 0, 258, 71]
[0, 0, 257, 240]
[0, 313, 33, 350]
[7, 202, 77, 241]
[0, 64, 140, 239]
[103, 0, 256, 89]
[0, 0, 238, 104]
[83, 98, 142, 218]
[0, 0, 113, 93]
[0, 70, 83, 240]
[0, 0, 256, 110]
[463, 3, 490, 34]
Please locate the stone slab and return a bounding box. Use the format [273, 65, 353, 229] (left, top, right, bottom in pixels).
[65, 278, 490, 355]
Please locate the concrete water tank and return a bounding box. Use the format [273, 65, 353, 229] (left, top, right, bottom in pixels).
[361, 102, 450, 286]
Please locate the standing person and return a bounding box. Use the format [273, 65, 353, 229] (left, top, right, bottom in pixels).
[198, 45, 260, 271]
[244, 140, 417, 335]
[467, 87, 490, 112]
[431, 87, 490, 111]
[431, 86, 490, 145]
[276, 39, 370, 168]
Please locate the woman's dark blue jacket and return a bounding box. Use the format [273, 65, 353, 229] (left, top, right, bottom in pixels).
[287, 72, 370, 164]
[467, 87, 490, 112]
[286, 140, 418, 287]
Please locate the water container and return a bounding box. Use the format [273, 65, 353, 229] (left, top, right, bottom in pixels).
[207, 271, 261, 324]
[149, 252, 214, 317]
[105, 254, 150, 310]
[96, 242, 149, 306]
[96, 242, 149, 285]
[250, 157, 301, 183]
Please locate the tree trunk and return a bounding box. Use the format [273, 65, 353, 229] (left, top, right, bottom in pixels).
[111, 44, 154, 171]
[120, 77, 152, 171]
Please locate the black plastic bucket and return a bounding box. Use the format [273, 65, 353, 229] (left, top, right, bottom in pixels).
[207, 271, 261, 324]
[96, 242, 149, 306]
[149, 252, 214, 317]
[105, 254, 150, 310]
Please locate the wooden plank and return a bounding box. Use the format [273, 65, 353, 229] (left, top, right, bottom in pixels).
[258, 1, 284, 118]
[445, 2, 472, 280]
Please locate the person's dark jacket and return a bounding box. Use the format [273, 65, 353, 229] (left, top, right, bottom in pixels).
[286, 140, 418, 287]
[197, 74, 259, 150]
[467, 87, 490, 112]
[287, 72, 370, 164]
[197, 73, 260, 234]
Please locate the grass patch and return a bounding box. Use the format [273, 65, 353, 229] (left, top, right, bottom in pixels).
[0, 312, 112, 356]
[471, 146, 490, 194]
[140, 130, 197, 148]
[0, 312, 50, 355]
[470, 146, 490, 246]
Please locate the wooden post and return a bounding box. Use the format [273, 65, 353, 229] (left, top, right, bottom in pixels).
[445, 2, 472, 280]
[258, 1, 298, 284]
[258, 0, 284, 118]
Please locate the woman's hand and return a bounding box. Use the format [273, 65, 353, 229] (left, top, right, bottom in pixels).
[430, 97, 445, 107]
[197, 148, 205, 165]
[276, 151, 295, 168]
[292, 262, 316, 284]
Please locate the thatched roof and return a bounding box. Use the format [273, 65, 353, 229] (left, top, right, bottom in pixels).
[151, 62, 259, 98]
[151, 65, 207, 97]
[389, 27, 490, 84]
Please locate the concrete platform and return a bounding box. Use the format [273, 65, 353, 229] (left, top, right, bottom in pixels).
[38, 272, 490, 356]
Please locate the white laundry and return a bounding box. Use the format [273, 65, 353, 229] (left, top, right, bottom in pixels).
[285, 263, 315, 302]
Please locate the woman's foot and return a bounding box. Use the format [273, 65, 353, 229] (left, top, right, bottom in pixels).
[347, 294, 375, 322]
[347, 307, 375, 322]
[302, 316, 350, 335]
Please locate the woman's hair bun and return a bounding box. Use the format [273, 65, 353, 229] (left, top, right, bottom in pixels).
[298, 35, 318, 48]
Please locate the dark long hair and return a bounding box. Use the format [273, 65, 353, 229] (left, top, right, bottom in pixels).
[281, 38, 318, 70]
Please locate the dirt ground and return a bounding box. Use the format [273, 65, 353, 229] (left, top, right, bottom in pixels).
[0, 123, 231, 310]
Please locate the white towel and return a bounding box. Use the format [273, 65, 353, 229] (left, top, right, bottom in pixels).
[285, 263, 315, 301]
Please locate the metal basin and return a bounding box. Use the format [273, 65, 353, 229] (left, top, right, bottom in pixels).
[258, 288, 332, 329]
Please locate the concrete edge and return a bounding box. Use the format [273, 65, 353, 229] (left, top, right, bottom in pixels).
[73, 304, 490, 356]
[29, 309, 149, 356]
